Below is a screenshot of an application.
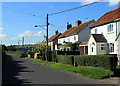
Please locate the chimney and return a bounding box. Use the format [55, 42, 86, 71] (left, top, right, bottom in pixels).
[55, 30, 59, 35]
[67, 22, 72, 30]
[76, 20, 82, 26]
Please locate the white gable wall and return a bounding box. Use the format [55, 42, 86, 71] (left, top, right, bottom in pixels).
[91, 22, 117, 54]
[88, 35, 96, 55]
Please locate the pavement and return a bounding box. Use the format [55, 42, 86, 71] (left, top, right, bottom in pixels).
[2, 55, 120, 85]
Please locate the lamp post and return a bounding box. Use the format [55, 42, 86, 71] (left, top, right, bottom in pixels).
[35, 14, 49, 61]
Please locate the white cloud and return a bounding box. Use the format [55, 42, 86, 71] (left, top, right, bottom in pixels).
[18, 30, 33, 37]
[80, 0, 119, 6]
[0, 27, 3, 32]
[0, 34, 6, 38]
[34, 31, 43, 36]
[108, 0, 119, 6]
[10, 37, 17, 40]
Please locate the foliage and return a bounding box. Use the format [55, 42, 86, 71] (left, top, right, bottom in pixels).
[45, 62, 113, 79]
[115, 65, 120, 77]
[30, 58, 47, 63]
[56, 55, 73, 65]
[5, 51, 24, 56]
[6, 45, 16, 51]
[74, 55, 117, 71]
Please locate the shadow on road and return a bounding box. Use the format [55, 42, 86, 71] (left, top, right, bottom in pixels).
[2, 55, 33, 85]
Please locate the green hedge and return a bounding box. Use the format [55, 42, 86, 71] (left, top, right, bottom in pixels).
[56, 55, 117, 71]
[56, 55, 74, 65]
[75, 55, 117, 71]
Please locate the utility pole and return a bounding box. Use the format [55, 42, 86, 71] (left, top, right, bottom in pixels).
[46, 14, 49, 61]
[22, 37, 24, 46]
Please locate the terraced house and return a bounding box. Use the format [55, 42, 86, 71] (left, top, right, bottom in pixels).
[56, 20, 95, 55]
[48, 30, 62, 51]
[88, 7, 120, 64]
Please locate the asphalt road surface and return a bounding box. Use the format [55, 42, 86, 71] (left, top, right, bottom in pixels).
[2, 55, 119, 85]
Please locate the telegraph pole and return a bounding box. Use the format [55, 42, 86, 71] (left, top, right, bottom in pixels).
[46, 14, 49, 61]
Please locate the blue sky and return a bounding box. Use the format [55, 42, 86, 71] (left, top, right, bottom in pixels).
[1, 1, 119, 46]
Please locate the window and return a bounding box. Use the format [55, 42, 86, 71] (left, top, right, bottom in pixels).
[63, 39, 65, 43]
[108, 43, 114, 52]
[107, 24, 113, 32]
[95, 29, 97, 34]
[68, 37, 70, 42]
[74, 36, 76, 41]
[92, 47, 93, 52]
[101, 44, 105, 50]
[59, 40, 61, 42]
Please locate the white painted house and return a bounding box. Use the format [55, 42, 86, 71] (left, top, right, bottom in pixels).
[88, 7, 120, 64]
[48, 30, 62, 51]
[57, 20, 95, 52]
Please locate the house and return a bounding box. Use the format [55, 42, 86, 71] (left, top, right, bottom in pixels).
[115, 32, 120, 65]
[57, 19, 95, 53]
[48, 30, 62, 51]
[88, 7, 120, 62]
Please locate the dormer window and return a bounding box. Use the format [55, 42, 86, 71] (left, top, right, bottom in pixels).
[107, 24, 113, 32]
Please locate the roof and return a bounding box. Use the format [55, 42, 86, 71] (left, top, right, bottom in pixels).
[48, 33, 62, 42]
[115, 32, 120, 41]
[58, 20, 95, 38]
[92, 34, 107, 42]
[90, 7, 120, 28]
[80, 41, 88, 45]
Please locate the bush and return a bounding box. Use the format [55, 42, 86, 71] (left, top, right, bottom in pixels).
[74, 55, 117, 71]
[56, 50, 80, 55]
[56, 55, 74, 65]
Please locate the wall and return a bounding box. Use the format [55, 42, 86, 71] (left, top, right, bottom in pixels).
[58, 34, 78, 44]
[96, 43, 107, 55]
[91, 22, 117, 54]
[78, 20, 95, 42]
[88, 35, 96, 55]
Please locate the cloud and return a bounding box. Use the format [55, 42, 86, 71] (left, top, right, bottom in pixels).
[0, 34, 6, 38]
[10, 37, 17, 40]
[34, 31, 43, 36]
[80, 0, 119, 6]
[0, 27, 3, 32]
[18, 30, 33, 37]
[108, 0, 119, 6]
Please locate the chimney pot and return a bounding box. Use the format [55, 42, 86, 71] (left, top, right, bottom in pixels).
[76, 20, 82, 26]
[67, 22, 72, 30]
[55, 30, 59, 35]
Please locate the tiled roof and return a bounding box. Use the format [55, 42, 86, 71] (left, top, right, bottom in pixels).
[58, 20, 94, 38]
[92, 34, 107, 42]
[80, 41, 88, 45]
[48, 33, 62, 42]
[91, 7, 120, 27]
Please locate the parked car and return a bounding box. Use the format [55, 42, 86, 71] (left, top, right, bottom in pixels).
[20, 53, 27, 58]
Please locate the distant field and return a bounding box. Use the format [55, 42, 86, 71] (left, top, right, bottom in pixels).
[5, 51, 24, 56]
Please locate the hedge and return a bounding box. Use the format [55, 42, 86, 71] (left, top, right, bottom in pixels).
[56, 55, 74, 65]
[56, 50, 80, 55]
[56, 55, 117, 71]
[74, 55, 117, 71]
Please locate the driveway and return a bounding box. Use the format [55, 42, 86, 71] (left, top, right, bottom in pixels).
[2, 55, 119, 85]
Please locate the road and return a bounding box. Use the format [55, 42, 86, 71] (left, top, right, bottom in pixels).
[2, 55, 119, 85]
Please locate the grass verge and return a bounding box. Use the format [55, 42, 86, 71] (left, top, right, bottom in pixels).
[45, 62, 113, 79]
[30, 58, 47, 63]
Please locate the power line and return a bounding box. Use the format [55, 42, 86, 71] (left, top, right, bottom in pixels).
[49, 23, 66, 29]
[49, 0, 104, 16]
[0, 6, 43, 18]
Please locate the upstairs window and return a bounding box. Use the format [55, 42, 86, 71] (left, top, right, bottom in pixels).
[74, 36, 76, 41]
[107, 24, 113, 32]
[95, 29, 97, 34]
[67, 37, 70, 42]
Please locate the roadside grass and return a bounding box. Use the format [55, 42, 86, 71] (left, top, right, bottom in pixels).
[30, 58, 47, 63]
[45, 62, 113, 79]
[5, 51, 23, 56]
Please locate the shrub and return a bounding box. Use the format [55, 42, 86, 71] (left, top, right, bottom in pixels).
[74, 55, 117, 71]
[56, 55, 73, 65]
[56, 51, 80, 55]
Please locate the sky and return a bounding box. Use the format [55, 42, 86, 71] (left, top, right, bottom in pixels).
[0, 0, 119, 46]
